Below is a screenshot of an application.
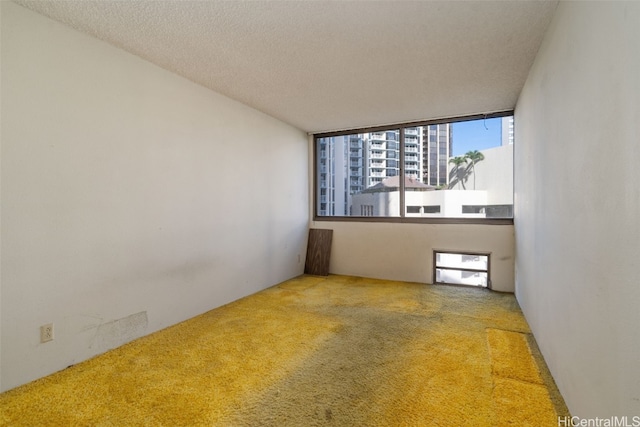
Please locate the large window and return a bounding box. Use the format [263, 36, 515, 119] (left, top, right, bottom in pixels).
[314, 113, 513, 222]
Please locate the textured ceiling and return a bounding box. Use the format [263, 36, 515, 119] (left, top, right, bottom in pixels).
[13, 0, 558, 133]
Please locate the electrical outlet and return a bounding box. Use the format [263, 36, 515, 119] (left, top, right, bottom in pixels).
[40, 323, 54, 343]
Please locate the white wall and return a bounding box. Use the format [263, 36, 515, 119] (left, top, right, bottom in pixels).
[0, 2, 308, 391]
[515, 1, 640, 418]
[473, 144, 513, 205]
[311, 220, 514, 292]
[352, 189, 489, 218]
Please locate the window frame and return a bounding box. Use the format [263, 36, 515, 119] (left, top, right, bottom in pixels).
[313, 111, 514, 225]
[433, 250, 492, 288]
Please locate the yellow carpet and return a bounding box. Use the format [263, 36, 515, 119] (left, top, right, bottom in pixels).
[0, 275, 568, 426]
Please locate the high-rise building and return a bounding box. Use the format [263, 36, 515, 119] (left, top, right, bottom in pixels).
[364, 127, 426, 188]
[422, 123, 453, 187]
[317, 134, 366, 216]
[364, 130, 401, 188]
[318, 124, 453, 215]
[404, 127, 422, 181]
[501, 116, 515, 146]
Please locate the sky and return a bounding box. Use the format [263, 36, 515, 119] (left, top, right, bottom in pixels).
[451, 117, 503, 157]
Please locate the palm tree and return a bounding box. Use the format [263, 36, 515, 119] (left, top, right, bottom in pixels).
[448, 156, 468, 189]
[464, 150, 485, 190]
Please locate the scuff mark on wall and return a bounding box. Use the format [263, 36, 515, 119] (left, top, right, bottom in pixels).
[92, 311, 148, 352]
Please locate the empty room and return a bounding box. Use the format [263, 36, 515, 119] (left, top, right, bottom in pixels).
[1, 1, 638, 425]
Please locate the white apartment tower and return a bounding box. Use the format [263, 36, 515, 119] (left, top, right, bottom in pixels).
[364, 128, 423, 188]
[404, 127, 422, 181]
[502, 116, 515, 146]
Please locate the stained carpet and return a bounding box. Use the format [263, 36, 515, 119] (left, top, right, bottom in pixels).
[0, 275, 568, 426]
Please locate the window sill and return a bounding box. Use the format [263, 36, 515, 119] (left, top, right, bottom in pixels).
[312, 216, 514, 225]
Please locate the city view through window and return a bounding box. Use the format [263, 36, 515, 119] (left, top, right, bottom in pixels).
[316, 115, 514, 219]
